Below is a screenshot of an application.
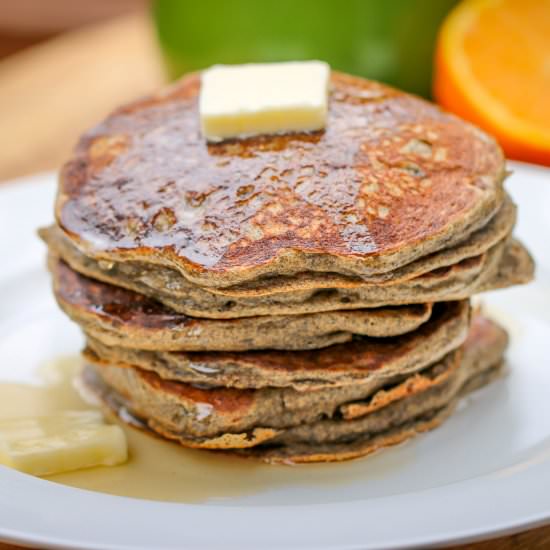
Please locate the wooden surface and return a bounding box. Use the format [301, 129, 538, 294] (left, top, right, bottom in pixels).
[1, 527, 548, 550]
[0, 11, 165, 182]
[0, 10, 548, 550]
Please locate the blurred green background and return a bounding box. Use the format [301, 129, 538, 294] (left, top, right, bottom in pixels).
[153, 0, 457, 99]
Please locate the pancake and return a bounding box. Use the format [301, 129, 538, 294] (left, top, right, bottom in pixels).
[82, 315, 507, 462]
[42, 66, 533, 466]
[51, 259, 447, 352]
[271, 317, 505, 446]
[206, 194, 517, 294]
[42, 192, 516, 301]
[40, 223, 495, 317]
[241, 365, 503, 463]
[55, 71, 506, 289]
[83, 349, 461, 439]
[47, 234, 533, 319]
[83, 301, 471, 391]
[247, 316, 505, 463]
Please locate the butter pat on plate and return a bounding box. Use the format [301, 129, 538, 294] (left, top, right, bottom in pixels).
[200, 61, 330, 142]
[0, 411, 127, 477]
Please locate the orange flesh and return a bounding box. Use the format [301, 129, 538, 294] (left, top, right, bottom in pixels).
[464, 0, 550, 129]
[434, 0, 550, 165]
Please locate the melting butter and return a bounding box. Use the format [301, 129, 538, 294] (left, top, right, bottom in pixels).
[0, 415, 127, 477]
[0, 356, 411, 503]
[200, 61, 330, 142]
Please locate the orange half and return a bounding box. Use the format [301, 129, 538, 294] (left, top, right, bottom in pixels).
[434, 0, 550, 165]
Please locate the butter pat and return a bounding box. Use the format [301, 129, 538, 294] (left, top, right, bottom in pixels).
[200, 61, 330, 142]
[0, 411, 127, 476]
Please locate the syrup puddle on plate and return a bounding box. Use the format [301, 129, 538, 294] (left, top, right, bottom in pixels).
[0, 356, 411, 503]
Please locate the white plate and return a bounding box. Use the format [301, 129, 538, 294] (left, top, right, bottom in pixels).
[0, 164, 549, 550]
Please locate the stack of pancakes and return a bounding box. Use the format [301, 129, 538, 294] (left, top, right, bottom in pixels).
[41, 72, 534, 463]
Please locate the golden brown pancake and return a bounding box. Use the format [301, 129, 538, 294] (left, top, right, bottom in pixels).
[55, 71, 506, 288]
[82, 315, 507, 462]
[247, 316, 506, 463]
[43, 193, 517, 298]
[83, 300, 470, 391]
[51, 259, 451, 352]
[45, 230, 534, 320]
[40, 192, 535, 320]
[41, 67, 533, 466]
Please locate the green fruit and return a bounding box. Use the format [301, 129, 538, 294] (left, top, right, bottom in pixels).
[153, 0, 457, 98]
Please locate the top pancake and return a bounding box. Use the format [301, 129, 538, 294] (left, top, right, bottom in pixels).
[56, 71, 506, 288]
